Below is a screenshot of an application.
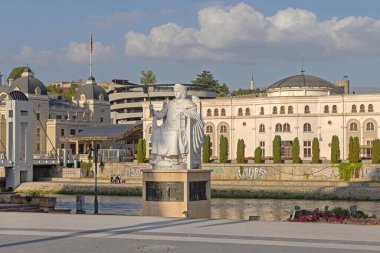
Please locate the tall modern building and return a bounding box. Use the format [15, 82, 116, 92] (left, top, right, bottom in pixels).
[109, 80, 216, 124]
[143, 73, 380, 161]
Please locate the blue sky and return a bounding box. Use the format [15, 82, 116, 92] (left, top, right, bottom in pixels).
[1, 0, 380, 92]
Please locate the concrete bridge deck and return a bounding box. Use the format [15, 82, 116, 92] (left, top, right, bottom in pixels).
[0, 212, 379, 253]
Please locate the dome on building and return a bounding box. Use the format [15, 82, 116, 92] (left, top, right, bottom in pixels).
[9, 67, 48, 95]
[266, 74, 342, 97]
[75, 76, 109, 101]
[8, 90, 28, 101]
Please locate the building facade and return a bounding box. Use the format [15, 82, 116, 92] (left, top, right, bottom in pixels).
[143, 74, 379, 162]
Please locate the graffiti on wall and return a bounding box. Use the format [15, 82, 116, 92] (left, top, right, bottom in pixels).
[237, 167, 267, 180]
[211, 168, 224, 174]
[129, 168, 143, 177]
[365, 168, 380, 180]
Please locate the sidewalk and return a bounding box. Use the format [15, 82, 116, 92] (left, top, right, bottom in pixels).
[0, 212, 379, 253]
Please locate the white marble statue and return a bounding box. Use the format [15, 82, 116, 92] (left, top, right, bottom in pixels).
[149, 83, 204, 169]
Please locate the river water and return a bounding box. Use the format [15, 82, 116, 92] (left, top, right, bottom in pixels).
[54, 195, 380, 221]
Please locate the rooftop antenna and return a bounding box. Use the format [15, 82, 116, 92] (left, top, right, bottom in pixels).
[89, 32, 93, 77]
[301, 57, 305, 75]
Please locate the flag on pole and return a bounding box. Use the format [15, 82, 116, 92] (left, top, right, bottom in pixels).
[90, 32, 93, 54]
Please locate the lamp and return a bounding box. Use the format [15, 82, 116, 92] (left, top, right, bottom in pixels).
[88, 146, 103, 214]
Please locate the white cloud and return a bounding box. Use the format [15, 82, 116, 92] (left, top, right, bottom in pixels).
[13, 46, 34, 62]
[124, 2, 380, 64]
[63, 41, 115, 64]
[11, 46, 53, 65]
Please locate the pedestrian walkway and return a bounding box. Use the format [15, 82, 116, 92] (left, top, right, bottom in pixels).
[0, 212, 379, 253]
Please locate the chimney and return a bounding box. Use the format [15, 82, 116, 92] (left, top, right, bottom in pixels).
[8, 78, 14, 86]
[335, 76, 350, 94]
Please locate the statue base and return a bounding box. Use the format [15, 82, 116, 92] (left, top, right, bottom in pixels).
[141, 169, 212, 218]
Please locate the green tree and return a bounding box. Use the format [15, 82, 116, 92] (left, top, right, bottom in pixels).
[8, 66, 26, 82]
[202, 135, 211, 163]
[140, 70, 157, 85]
[312, 137, 320, 164]
[236, 139, 245, 163]
[353, 136, 360, 163]
[47, 86, 60, 94]
[330, 135, 340, 164]
[254, 147, 262, 164]
[137, 138, 146, 163]
[191, 70, 229, 97]
[273, 135, 282, 163]
[292, 137, 300, 164]
[219, 135, 229, 163]
[348, 136, 354, 162]
[231, 88, 263, 96]
[372, 139, 380, 164]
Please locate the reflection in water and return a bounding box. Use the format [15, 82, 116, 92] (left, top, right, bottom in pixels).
[54, 195, 380, 221]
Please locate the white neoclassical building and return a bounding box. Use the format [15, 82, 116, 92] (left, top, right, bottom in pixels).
[143, 74, 380, 162]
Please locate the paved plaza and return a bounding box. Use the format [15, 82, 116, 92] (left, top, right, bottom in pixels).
[0, 212, 379, 253]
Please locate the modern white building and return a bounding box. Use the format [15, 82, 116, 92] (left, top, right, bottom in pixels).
[143, 74, 380, 162]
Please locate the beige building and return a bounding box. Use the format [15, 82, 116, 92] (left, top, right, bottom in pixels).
[143, 74, 380, 162]
[0, 67, 110, 158]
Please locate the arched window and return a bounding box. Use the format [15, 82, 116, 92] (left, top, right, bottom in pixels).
[259, 124, 265, 133]
[206, 125, 214, 133]
[221, 108, 226, 116]
[351, 105, 357, 113]
[288, 106, 293, 114]
[238, 108, 243, 116]
[368, 104, 374, 112]
[350, 122, 358, 131]
[260, 107, 264, 115]
[360, 104, 365, 113]
[245, 108, 250, 116]
[366, 122, 375, 131]
[332, 105, 337, 113]
[148, 126, 152, 134]
[214, 109, 219, 116]
[283, 123, 290, 132]
[280, 106, 285, 114]
[275, 123, 282, 132]
[207, 109, 212, 117]
[304, 105, 310, 114]
[303, 123, 311, 132]
[324, 105, 329, 113]
[273, 106, 278, 114]
[220, 124, 227, 133]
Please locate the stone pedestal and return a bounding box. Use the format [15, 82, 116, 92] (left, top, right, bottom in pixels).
[142, 169, 212, 218]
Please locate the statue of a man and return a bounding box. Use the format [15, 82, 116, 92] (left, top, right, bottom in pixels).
[149, 83, 204, 167]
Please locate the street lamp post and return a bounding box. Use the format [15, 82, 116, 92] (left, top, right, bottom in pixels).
[88, 146, 104, 214]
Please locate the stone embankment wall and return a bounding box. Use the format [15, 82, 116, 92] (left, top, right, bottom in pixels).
[94, 163, 380, 182]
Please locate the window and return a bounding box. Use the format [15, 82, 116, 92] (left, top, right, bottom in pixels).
[148, 126, 152, 134]
[260, 141, 265, 157]
[259, 124, 265, 133]
[275, 123, 282, 132]
[207, 109, 212, 117]
[303, 123, 311, 132]
[273, 106, 277, 114]
[36, 143, 40, 152]
[332, 105, 337, 113]
[61, 129, 65, 136]
[304, 105, 310, 114]
[324, 105, 329, 113]
[61, 144, 65, 149]
[260, 107, 264, 115]
[238, 108, 243, 116]
[288, 106, 293, 114]
[8, 110, 13, 118]
[350, 122, 358, 131]
[280, 106, 285, 114]
[245, 108, 250, 116]
[303, 141, 311, 157]
[214, 109, 219, 116]
[366, 122, 375, 131]
[221, 108, 226, 116]
[283, 123, 290, 132]
[368, 104, 374, 112]
[351, 105, 357, 113]
[36, 128, 40, 136]
[70, 129, 76, 135]
[21, 111, 28, 116]
[360, 104, 365, 113]
[220, 124, 227, 133]
[100, 117, 104, 123]
[206, 125, 213, 133]
[56, 115, 62, 120]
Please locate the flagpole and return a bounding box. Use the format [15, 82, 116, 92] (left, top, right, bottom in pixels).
[90, 32, 93, 77]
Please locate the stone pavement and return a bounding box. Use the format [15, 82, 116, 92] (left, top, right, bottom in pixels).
[0, 212, 379, 253]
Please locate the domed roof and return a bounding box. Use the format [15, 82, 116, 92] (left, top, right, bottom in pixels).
[75, 76, 109, 101]
[267, 75, 336, 90]
[9, 67, 47, 95]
